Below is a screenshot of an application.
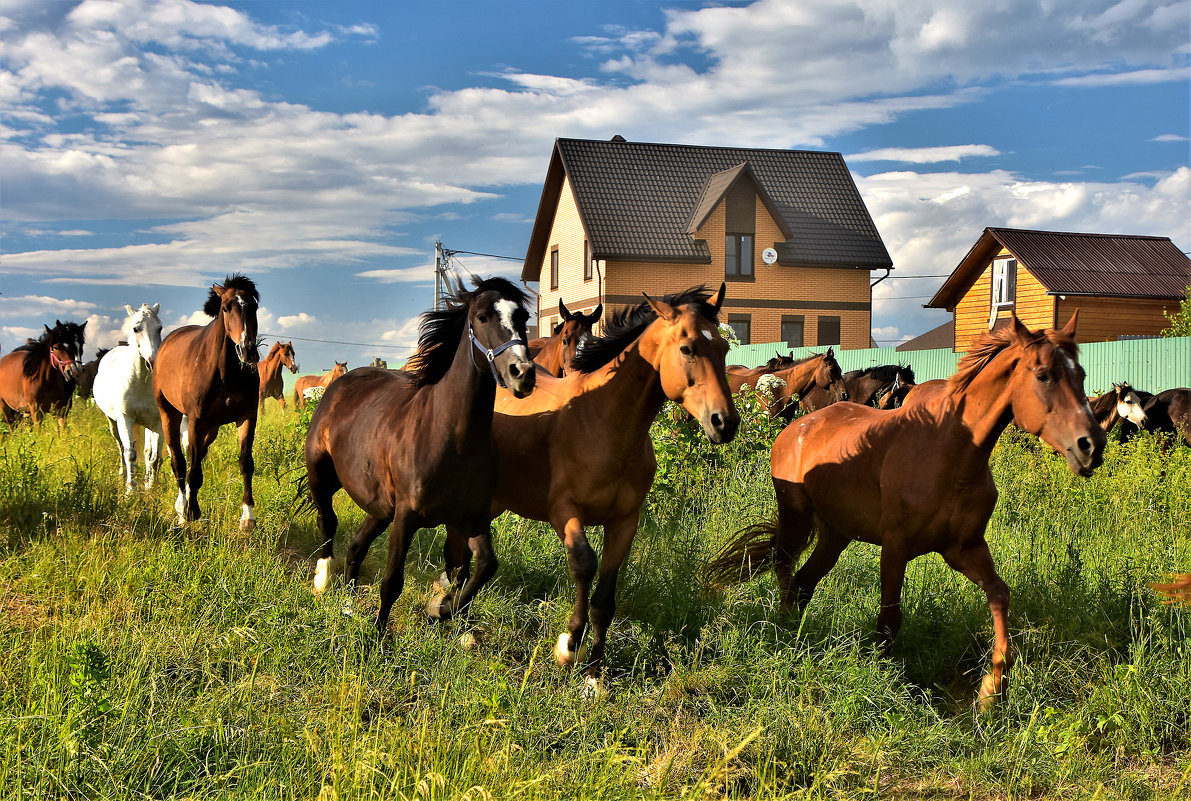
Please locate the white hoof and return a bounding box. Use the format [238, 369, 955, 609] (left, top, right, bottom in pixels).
[554, 632, 576, 668]
[460, 631, 479, 651]
[582, 676, 608, 700]
[312, 557, 332, 595]
[239, 504, 255, 531]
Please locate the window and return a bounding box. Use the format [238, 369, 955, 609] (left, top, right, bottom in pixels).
[727, 314, 751, 345]
[992, 257, 1016, 307]
[725, 234, 754, 279]
[817, 316, 841, 346]
[549, 247, 559, 290]
[781, 315, 805, 348]
[584, 240, 592, 281]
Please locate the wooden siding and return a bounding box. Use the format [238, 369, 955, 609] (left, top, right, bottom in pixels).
[1056, 296, 1183, 342]
[954, 248, 1055, 351]
[536, 176, 600, 332]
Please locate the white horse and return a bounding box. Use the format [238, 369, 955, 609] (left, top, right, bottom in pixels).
[94, 304, 164, 493]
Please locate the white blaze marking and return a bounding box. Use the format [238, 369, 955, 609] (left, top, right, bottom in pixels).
[701, 329, 714, 340]
[495, 299, 529, 358]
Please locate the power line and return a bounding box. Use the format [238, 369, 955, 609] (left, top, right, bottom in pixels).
[447, 249, 522, 262]
[260, 331, 410, 350]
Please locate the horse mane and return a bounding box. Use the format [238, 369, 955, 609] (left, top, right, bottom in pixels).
[203, 274, 260, 317]
[404, 276, 528, 388]
[851, 364, 906, 383]
[949, 325, 1075, 395]
[571, 285, 719, 374]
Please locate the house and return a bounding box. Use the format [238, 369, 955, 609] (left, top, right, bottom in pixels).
[926, 228, 1191, 351]
[896, 320, 954, 352]
[521, 137, 892, 349]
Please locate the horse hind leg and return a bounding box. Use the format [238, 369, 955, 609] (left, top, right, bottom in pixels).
[553, 515, 598, 670]
[429, 522, 498, 622]
[306, 451, 344, 594]
[789, 521, 849, 613]
[943, 539, 1013, 710]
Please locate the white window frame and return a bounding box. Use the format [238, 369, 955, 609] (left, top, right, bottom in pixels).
[992, 257, 1016, 308]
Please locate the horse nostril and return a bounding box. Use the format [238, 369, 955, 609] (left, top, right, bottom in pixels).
[711, 412, 724, 430]
[509, 363, 522, 378]
[1077, 436, 1093, 455]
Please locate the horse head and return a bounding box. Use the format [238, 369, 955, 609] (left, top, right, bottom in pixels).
[43, 321, 83, 380]
[817, 347, 848, 402]
[123, 303, 162, 370]
[466, 278, 536, 398]
[644, 282, 739, 444]
[1113, 381, 1148, 428]
[556, 299, 603, 375]
[204, 274, 260, 365]
[1006, 311, 1105, 476]
[281, 342, 299, 374]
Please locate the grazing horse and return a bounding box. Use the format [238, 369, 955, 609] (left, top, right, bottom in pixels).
[705, 312, 1104, 709]
[0, 320, 85, 428]
[440, 284, 739, 684]
[528, 300, 603, 377]
[305, 276, 535, 635]
[1137, 388, 1191, 446]
[94, 304, 164, 492]
[257, 341, 300, 412]
[1088, 382, 1148, 433]
[153, 275, 261, 529]
[294, 361, 346, 408]
[728, 349, 846, 420]
[841, 364, 917, 408]
[73, 349, 110, 402]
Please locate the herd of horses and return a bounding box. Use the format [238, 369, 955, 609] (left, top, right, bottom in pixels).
[2, 275, 1189, 708]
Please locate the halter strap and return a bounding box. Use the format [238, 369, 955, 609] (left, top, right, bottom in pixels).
[49, 348, 76, 375]
[468, 319, 524, 388]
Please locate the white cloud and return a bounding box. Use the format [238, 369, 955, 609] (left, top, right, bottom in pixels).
[848, 145, 1001, 164]
[1153, 134, 1189, 142]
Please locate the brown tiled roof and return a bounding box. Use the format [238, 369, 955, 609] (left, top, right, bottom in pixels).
[895, 320, 953, 351]
[522, 138, 892, 280]
[928, 228, 1191, 309]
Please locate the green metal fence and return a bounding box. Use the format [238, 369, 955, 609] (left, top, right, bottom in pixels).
[727, 336, 1191, 393]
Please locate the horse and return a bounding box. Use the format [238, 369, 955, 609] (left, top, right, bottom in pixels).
[876, 366, 917, 409]
[841, 364, 916, 408]
[438, 284, 739, 686]
[705, 312, 1104, 710]
[1088, 382, 1148, 433]
[257, 341, 299, 412]
[528, 299, 603, 377]
[73, 349, 110, 402]
[94, 304, 164, 493]
[153, 275, 261, 529]
[305, 276, 535, 636]
[0, 320, 85, 429]
[728, 349, 847, 420]
[294, 361, 347, 408]
[1137, 388, 1191, 446]
[724, 353, 798, 390]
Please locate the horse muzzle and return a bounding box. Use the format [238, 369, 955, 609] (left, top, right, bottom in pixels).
[236, 343, 260, 365]
[1064, 428, 1106, 477]
[701, 406, 739, 444]
[504, 358, 536, 399]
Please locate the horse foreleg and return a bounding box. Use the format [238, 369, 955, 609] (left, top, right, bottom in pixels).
[374, 512, 420, 636]
[236, 418, 256, 531]
[113, 416, 137, 494]
[553, 514, 597, 670]
[182, 418, 208, 523]
[431, 521, 498, 622]
[158, 404, 188, 523]
[143, 424, 162, 491]
[584, 515, 638, 684]
[944, 540, 1013, 710]
[876, 545, 909, 652]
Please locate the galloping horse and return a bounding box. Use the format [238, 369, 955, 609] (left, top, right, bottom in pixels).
[842, 364, 916, 408]
[440, 284, 739, 684]
[1088, 382, 1148, 433]
[729, 349, 847, 420]
[0, 320, 85, 428]
[528, 300, 603, 377]
[305, 276, 535, 635]
[94, 304, 164, 492]
[153, 275, 261, 528]
[706, 312, 1104, 709]
[294, 361, 346, 408]
[257, 341, 299, 412]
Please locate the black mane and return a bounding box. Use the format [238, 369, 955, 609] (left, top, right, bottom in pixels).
[571, 285, 718, 374]
[405, 276, 528, 387]
[203, 274, 260, 317]
[848, 364, 914, 384]
[18, 321, 82, 379]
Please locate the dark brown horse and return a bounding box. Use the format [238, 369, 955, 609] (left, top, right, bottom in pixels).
[440, 284, 739, 686]
[305, 277, 535, 635]
[528, 299, 602, 377]
[728, 349, 847, 420]
[1138, 388, 1191, 446]
[706, 312, 1104, 709]
[257, 341, 299, 412]
[841, 364, 916, 408]
[0, 321, 85, 428]
[153, 275, 261, 528]
[294, 361, 346, 408]
[73, 348, 111, 401]
[1088, 382, 1148, 432]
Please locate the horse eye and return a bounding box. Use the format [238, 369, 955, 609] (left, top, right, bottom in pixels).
[1036, 371, 1052, 384]
[133, 325, 142, 333]
[679, 344, 693, 357]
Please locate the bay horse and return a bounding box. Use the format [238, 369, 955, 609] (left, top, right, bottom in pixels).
[305, 276, 535, 636]
[841, 364, 917, 408]
[1137, 388, 1191, 446]
[439, 284, 739, 685]
[528, 299, 602, 377]
[705, 312, 1104, 709]
[153, 275, 261, 528]
[74, 349, 110, 402]
[258, 341, 299, 412]
[728, 349, 847, 420]
[294, 361, 346, 408]
[0, 320, 85, 428]
[724, 352, 798, 391]
[94, 304, 164, 493]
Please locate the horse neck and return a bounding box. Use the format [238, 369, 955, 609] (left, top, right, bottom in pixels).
[198, 315, 237, 381]
[538, 337, 563, 375]
[598, 326, 675, 441]
[781, 359, 821, 398]
[260, 349, 282, 382]
[946, 348, 1022, 455]
[422, 326, 496, 447]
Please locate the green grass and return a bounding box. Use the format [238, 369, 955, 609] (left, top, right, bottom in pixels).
[1, 403, 1189, 799]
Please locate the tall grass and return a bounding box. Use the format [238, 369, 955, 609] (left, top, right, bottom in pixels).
[1, 400, 1189, 799]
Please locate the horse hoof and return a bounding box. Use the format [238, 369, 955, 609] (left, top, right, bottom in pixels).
[554, 633, 576, 668]
[582, 676, 608, 700]
[460, 631, 479, 650]
[239, 518, 256, 532]
[425, 595, 450, 621]
[974, 674, 1001, 712]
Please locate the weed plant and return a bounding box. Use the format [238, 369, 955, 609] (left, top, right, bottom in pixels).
[0, 397, 1188, 799]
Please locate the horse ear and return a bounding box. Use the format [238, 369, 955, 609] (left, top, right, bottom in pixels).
[589, 303, 603, 323]
[151, 303, 161, 315]
[125, 304, 136, 316]
[44, 324, 52, 336]
[558, 298, 572, 322]
[709, 282, 726, 313]
[642, 292, 678, 323]
[825, 346, 834, 358]
[1010, 312, 1032, 341]
[1060, 308, 1079, 337]
[211, 283, 224, 296]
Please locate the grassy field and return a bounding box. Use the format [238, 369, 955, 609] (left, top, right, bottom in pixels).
[1, 400, 1189, 800]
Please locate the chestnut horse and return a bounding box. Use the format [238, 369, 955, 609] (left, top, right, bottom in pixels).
[258, 341, 299, 412]
[0, 320, 85, 428]
[528, 299, 603, 378]
[294, 361, 346, 408]
[305, 276, 535, 634]
[440, 284, 739, 685]
[706, 312, 1104, 709]
[728, 349, 847, 420]
[154, 275, 261, 528]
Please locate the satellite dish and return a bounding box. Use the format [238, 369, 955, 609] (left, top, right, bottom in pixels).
[761, 247, 778, 265]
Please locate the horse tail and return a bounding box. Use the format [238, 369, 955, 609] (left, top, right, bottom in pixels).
[703, 516, 813, 589]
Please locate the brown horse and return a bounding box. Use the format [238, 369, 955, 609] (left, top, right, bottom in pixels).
[257, 341, 299, 412]
[305, 276, 535, 635]
[706, 312, 1104, 709]
[728, 349, 847, 420]
[528, 299, 603, 377]
[153, 275, 261, 528]
[0, 321, 85, 428]
[439, 284, 739, 685]
[842, 364, 916, 408]
[724, 352, 798, 390]
[1088, 382, 1148, 432]
[294, 361, 346, 408]
[1138, 388, 1191, 446]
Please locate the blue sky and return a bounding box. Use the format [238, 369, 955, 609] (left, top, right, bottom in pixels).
[2, 0, 1188, 372]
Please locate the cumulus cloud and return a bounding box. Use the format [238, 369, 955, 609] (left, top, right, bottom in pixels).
[848, 145, 1002, 164]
